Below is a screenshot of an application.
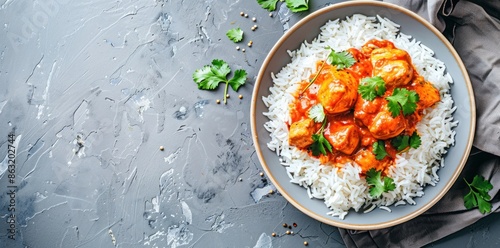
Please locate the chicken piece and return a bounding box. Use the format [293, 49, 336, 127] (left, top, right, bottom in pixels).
[371, 48, 414, 87]
[325, 124, 360, 155]
[354, 96, 406, 140]
[354, 148, 392, 173]
[354, 96, 384, 128]
[368, 104, 406, 139]
[412, 77, 441, 110]
[289, 118, 316, 149]
[358, 125, 378, 147]
[317, 68, 358, 114]
[361, 39, 396, 56]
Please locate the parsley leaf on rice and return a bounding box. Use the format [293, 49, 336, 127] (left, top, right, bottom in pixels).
[366, 168, 396, 198]
[391, 132, 422, 152]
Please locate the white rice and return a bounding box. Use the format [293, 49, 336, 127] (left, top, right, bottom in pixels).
[262, 15, 457, 219]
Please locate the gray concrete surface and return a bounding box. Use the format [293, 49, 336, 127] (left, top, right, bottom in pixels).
[0, 0, 498, 247]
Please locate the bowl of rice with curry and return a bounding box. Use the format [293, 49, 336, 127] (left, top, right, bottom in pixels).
[251, 1, 475, 230]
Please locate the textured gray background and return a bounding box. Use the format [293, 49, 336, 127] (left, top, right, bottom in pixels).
[0, 0, 498, 247]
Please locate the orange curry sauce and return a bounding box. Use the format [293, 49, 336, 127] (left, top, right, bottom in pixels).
[288, 39, 441, 174]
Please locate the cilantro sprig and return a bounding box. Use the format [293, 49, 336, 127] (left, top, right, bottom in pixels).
[464, 175, 493, 214]
[193, 59, 247, 104]
[226, 28, 243, 43]
[325, 47, 356, 70]
[372, 141, 388, 160]
[386, 88, 419, 117]
[391, 132, 421, 152]
[366, 168, 396, 198]
[308, 104, 325, 123]
[311, 133, 332, 156]
[358, 76, 387, 101]
[257, 0, 278, 11]
[307, 104, 332, 156]
[301, 48, 355, 94]
[257, 0, 309, 13]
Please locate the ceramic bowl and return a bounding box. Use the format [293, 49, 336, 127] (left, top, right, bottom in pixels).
[250, 1, 475, 230]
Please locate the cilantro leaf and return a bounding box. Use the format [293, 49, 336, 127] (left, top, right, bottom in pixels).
[193, 59, 230, 90]
[386, 88, 420, 117]
[226, 28, 243, 43]
[391, 135, 409, 151]
[286, 0, 309, 13]
[366, 168, 396, 198]
[358, 76, 387, 101]
[471, 175, 494, 192]
[372, 141, 388, 160]
[477, 196, 492, 214]
[409, 132, 421, 149]
[228, 69, 247, 91]
[310, 133, 332, 156]
[384, 177, 396, 191]
[310, 117, 332, 156]
[463, 191, 477, 209]
[326, 48, 356, 70]
[193, 59, 247, 104]
[257, 0, 310, 13]
[391, 132, 421, 152]
[257, 0, 279, 11]
[308, 104, 325, 123]
[464, 175, 493, 214]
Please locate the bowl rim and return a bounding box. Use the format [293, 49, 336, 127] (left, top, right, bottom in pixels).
[250, 0, 475, 230]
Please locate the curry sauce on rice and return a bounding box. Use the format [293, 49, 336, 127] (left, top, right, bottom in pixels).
[288, 39, 441, 174]
[262, 15, 457, 219]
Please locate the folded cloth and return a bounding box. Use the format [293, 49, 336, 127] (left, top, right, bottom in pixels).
[339, 0, 500, 247]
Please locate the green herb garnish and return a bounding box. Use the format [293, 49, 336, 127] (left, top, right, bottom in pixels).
[226, 28, 243, 43]
[358, 76, 387, 101]
[310, 133, 332, 156]
[308, 104, 325, 123]
[285, 0, 309, 13]
[366, 168, 396, 198]
[372, 140, 388, 160]
[193, 59, 247, 104]
[326, 48, 356, 70]
[256, 0, 279, 11]
[257, 0, 309, 12]
[391, 132, 421, 151]
[309, 107, 332, 156]
[386, 88, 419, 117]
[464, 175, 493, 214]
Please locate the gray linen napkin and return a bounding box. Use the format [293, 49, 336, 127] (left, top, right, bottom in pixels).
[339, 0, 500, 247]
